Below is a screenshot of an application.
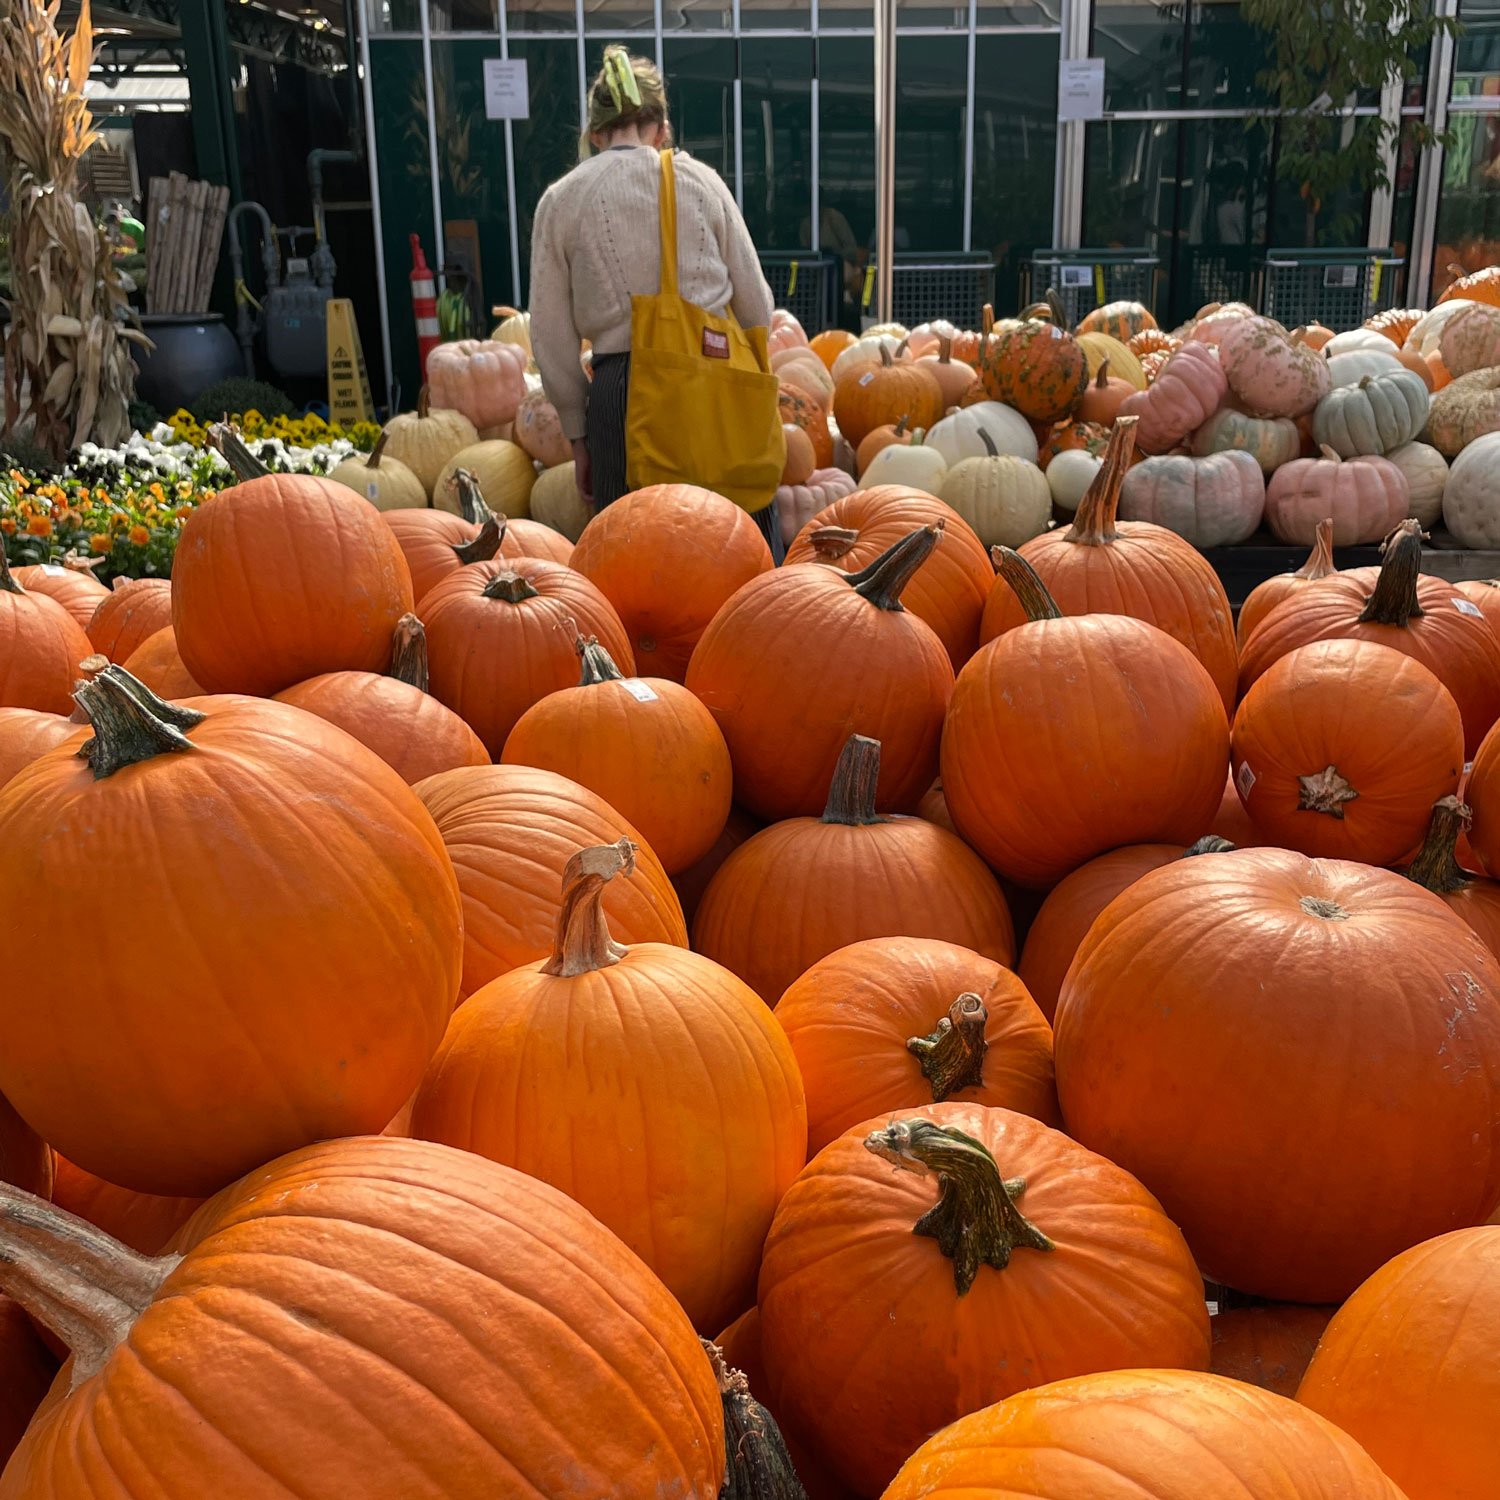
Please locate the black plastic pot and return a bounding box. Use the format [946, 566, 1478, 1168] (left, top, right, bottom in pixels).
[132, 313, 243, 415]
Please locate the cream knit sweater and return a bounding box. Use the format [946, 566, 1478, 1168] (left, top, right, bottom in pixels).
[529, 147, 775, 440]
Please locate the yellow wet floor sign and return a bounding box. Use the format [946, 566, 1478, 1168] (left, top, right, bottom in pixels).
[327, 299, 375, 423]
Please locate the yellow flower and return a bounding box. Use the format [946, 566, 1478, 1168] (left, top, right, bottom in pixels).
[89, 533, 112, 554]
[128, 524, 150, 546]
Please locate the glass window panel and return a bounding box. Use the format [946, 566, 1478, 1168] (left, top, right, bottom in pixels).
[507, 0, 577, 35]
[820, 0, 874, 32]
[896, 0, 968, 27]
[662, 0, 737, 31]
[1268, 116, 1370, 248]
[975, 0, 1060, 27]
[367, 0, 421, 32]
[663, 37, 734, 179]
[1186, 0, 1275, 110]
[739, 0, 811, 30]
[741, 38, 815, 249]
[432, 0, 500, 29]
[972, 33, 1057, 312]
[510, 39, 583, 301]
[894, 36, 966, 254]
[1456, 0, 1500, 89]
[819, 35, 876, 314]
[583, 0, 654, 33]
[1175, 116, 1271, 319]
[1092, 0, 1184, 113]
[1435, 113, 1500, 295]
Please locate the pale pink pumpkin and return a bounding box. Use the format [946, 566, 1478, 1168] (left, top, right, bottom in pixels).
[776, 468, 859, 546]
[1119, 451, 1265, 549]
[425, 340, 529, 432]
[1218, 316, 1331, 418]
[1116, 342, 1228, 454]
[1264, 448, 1409, 546]
[512, 388, 572, 468]
[1437, 302, 1500, 378]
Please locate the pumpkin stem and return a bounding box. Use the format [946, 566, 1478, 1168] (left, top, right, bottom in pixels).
[845, 523, 942, 611]
[907, 993, 988, 1103]
[0, 547, 21, 595]
[388, 614, 429, 691]
[74, 665, 206, 779]
[1184, 835, 1236, 855]
[894, 413, 910, 437]
[1298, 765, 1359, 818]
[0, 1179, 180, 1389]
[1296, 519, 1338, 581]
[67, 656, 111, 723]
[976, 427, 999, 459]
[366, 431, 390, 469]
[450, 467, 498, 527]
[822, 734, 884, 827]
[980, 304, 994, 335]
[575, 632, 626, 685]
[991, 547, 1063, 623]
[1316, 444, 1344, 464]
[703, 1341, 810, 1500]
[1095, 360, 1111, 389]
[1356, 520, 1426, 626]
[1404, 796, 1473, 896]
[417, 385, 432, 420]
[540, 839, 635, 978]
[1064, 417, 1138, 545]
[453, 516, 506, 567]
[864, 1119, 1053, 1296]
[808, 526, 859, 562]
[482, 568, 540, 604]
[938, 336, 953, 365]
[206, 423, 269, 482]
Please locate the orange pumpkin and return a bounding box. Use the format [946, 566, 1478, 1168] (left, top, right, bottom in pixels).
[0, 668, 463, 1195]
[1056, 848, 1500, 1301]
[448, 468, 576, 563]
[1404, 796, 1500, 956]
[694, 735, 1014, 1003]
[1298, 1225, 1500, 1500]
[1439, 261, 1500, 305]
[12, 563, 109, 631]
[85, 576, 172, 662]
[671, 805, 761, 928]
[120, 625, 205, 699]
[946, 548, 1229, 887]
[501, 635, 732, 874]
[415, 762, 687, 999]
[1127, 327, 1181, 358]
[779, 384, 835, 468]
[1077, 359, 1132, 425]
[1365, 306, 1425, 344]
[1210, 1304, 1334, 1397]
[949, 304, 997, 367]
[173, 430, 415, 696]
[0, 1297, 56, 1470]
[1039, 416, 1110, 470]
[854, 413, 916, 476]
[0, 550, 93, 713]
[0, 1137, 725, 1497]
[832, 345, 945, 445]
[780, 423, 816, 486]
[0, 1091, 51, 1199]
[917, 780, 956, 833]
[809, 327, 856, 371]
[686, 526, 954, 821]
[1079, 300, 1158, 342]
[1237, 517, 1337, 647]
[919, 337, 980, 405]
[571, 484, 774, 683]
[783, 487, 992, 671]
[978, 304, 1090, 423]
[1456, 576, 1500, 637]
[380, 506, 503, 603]
[757, 1104, 1211, 1496]
[412, 841, 806, 1332]
[775, 936, 1059, 1155]
[49, 1155, 204, 1256]
[0, 707, 75, 789]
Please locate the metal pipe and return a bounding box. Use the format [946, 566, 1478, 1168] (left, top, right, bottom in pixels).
[226, 199, 277, 377]
[873, 0, 896, 323]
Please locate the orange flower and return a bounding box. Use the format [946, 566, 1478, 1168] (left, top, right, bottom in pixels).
[0, 520, 15, 536]
[62, 510, 81, 528]
[128, 525, 150, 546]
[89, 533, 112, 554]
[27, 516, 52, 537]
[174, 505, 194, 521]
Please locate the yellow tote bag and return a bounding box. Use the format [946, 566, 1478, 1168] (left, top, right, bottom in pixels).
[625, 150, 785, 513]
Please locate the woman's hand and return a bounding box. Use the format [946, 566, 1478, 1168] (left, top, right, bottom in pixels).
[571, 438, 593, 506]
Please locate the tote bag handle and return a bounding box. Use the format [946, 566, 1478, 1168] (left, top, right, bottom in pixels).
[657, 149, 679, 300]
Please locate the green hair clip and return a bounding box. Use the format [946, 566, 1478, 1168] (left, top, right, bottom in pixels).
[602, 48, 642, 115]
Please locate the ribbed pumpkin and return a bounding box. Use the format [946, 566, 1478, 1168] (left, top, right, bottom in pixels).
[1192, 407, 1302, 473]
[832, 344, 945, 445]
[694, 735, 1014, 1003]
[1238, 520, 1500, 757]
[1403, 796, 1500, 956]
[672, 806, 762, 929]
[0, 1092, 51, 1198]
[978, 302, 1090, 423]
[1388, 440, 1450, 528]
[0, 1137, 725, 1499]
[0, 707, 74, 789]
[1218, 316, 1332, 418]
[381, 507, 504, 603]
[1426, 366, 1500, 456]
[780, 384, 835, 468]
[0, 1296, 55, 1469]
[809, 327, 856, 370]
[1366, 306, 1425, 344]
[1460, 718, 1500, 879]
[274, 615, 490, 785]
[412, 841, 806, 1333]
[571, 486, 775, 683]
[529, 461, 591, 542]
[1231, 639, 1464, 865]
[937, 436, 1052, 550]
[979, 421, 1238, 716]
[1313, 370, 1430, 456]
[951, 551, 1229, 887]
[882, 1370, 1407, 1500]
[323, 431, 427, 511]
[49, 1155, 204, 1256]
[919, 337, 980, 404]
[415, 762, 687, 999]
[86, 576, 172, 662]
[758, 1104, 1211, 1497]
[0, 668, 463, 1194]
[501, 635, 731, 874]
[378, 385, 480, 498]
[1078, 300, 1158, 342]
[120, 625, 204, 699]
[0, 550, 93, 713]
[435, 440, 537, 520]
[1439, 262, 1500, 305]
[1056, 849, 1500, 1301]
[1298, 1225, 1500, 1500]
[1119, 449, 1265, 549]
[1265, 447, 1408, 547]
[1210, 1305, 1334, 1397]
[419, 556, 634, 757]
[775, 937, 1058, 1155]
[11, 563, 109, 631]
[686, 527, 954, 822]
[443, 469, 572, 563]
[1117, 341, 1228, 453]
[173, 430, 415, 696]
[1237, 518, 1337, 647]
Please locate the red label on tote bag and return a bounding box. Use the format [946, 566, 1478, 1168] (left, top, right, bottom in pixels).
[702, 328, 730, 359]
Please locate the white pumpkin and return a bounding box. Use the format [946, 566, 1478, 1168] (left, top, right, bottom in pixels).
[831, 333, 907, 381]
[926, 402, 1039, 466]
[1323, 328, 1399, 357]
[1118, 450, 1265, 549]
[1311, 370, 1430, 457]
[529, 460, 592, 542]
[1325, 348, 1403, 388]
[1442, 430, 1500, 548]
[856, 438, 948, 493]
[434, 439, 537, 518]
[324, 434, 427, 513]
[938, 449, 1050, 548]
[1046, 449, 1103, 513]
[380, 388, 479, 500]
[489, 306, 534, 367]
[1404, 299, 1480, 357]
[1385, 441, 1449, 529]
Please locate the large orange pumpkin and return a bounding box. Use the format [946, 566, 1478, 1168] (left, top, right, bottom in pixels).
[945, 549, 1229, 887]
[882, 1370, 1407, 1500]
[1238, 519, 1500, 757]
[381, 506, 502, 603]
[832, 344, 945, 445]
[757, 1104, 1211, 1496]
[1407, 796, 1500, 955]
[1298, 1225, 1500, 1500]
[981, 419, 1238, 715]
[419, 556, 634, 758]
[1078, 299, 1158, 341]
[11, 564, 109, 631]
[0, 1298, 55, 1470]
[1237, 517, 1337, 647]
[1056, 849, 1500, 1301]
[443, 467, 573, 563]
[85, 576, 172, 662]
[783, 488, 993, 671]
[501, 635, 731, 874]
[49, 1156, 204, 1256]
[0, 550, 93, 714]
[774, 936, 1058, 1154]
[1438, 262, 1500, 305]
[413, 841, 806, 1333]
[0, 707, 74, 790]
[120, 625, 205, 699]
[0, 1137, 725, 1498]
[0, 668, 463, 1195]
[978, 302, 1090, 423]
[570, 485, 774, 683]
[274, 615, 490, 785]
[1365, 305, 1425, 344]
[0, 1092, 51, 1198]
[1209, 1305, 1334, 1398]
[671, 805, 762, 928]
[172, 431, 415, 696]
[1459, 717, 1500, 881]
[809, 327, 856, 371]
[415, 762, 687, 999]
[779, 384, 834, 468]
[686, 526, 954, 821]
[694, 735, 1014, 1003]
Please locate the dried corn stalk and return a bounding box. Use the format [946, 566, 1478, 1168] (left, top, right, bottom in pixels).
[0, 0, 146, 459]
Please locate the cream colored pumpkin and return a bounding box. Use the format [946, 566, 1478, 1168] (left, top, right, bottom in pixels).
[489, 305, 534, 366]
[856, 435, 948, 493]
[513, 388, 572, 468]
[324, 433, 428, 513]
[773, 348, 836, 410]
[1442, 430, 1500, 547]
[1326, 348, 1403, 387]
[434, 439, 537, 519]
[529, 461, 592, 542]
[937, 444, 1050, 548]
[381, 387, 479, 499]
[1046, 448, 1103, 513]
[1405, 299, 1480, 356]
[1438, 302, 1500, 378]
[1385, 441, 1449, 529]
[831, 333, 907, 381]
[926, 401, 1038, 466]
[1324, 328, 1399, 357]
[1076, 332, 1148, 390]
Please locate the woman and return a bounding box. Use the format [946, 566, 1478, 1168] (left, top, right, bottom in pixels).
[530, 46, 782, 556]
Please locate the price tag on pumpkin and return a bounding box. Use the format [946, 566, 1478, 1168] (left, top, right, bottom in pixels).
[621, 678, 658, 702]
[1454, 598, 1485, 619]
[1236, 761, 1256, 798]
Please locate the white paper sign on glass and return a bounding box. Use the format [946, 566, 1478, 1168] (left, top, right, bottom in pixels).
[483, 59, 530, 121]
[1057, 58, 1106, 122]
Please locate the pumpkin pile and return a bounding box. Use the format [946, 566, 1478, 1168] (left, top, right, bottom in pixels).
[4, 299, 1500, 1500]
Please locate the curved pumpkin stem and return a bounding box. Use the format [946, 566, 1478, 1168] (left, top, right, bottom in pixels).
[703, 1341, 809, 1500]
[1296, 519, 1338, 582]
[574, 632, 625, 686]
[416, 385, 432, 420]
[807, 526, 859, 562]
[388, 614, 430, 691]
[206, 423, 270, 483]
[846, 523, 943, 612]
[482, 568, 540, 604]
[450, 467, 498, 527]
[0, 547, 21, 595]
[906, 993, 988, 1103]
[991, 547, 1063, 624]
[453, 515, 506, 567]
[540, 839, 636, 978]
[1405, 796, 1473, 896]
[74, 665, 206, 779]
[1357, 520, 1426, 626]
[864, 1119, 1053, 1295]
[822, 734, 885, 827]
[1063, 417, 1138, 546]
[0, 1178, 179, 1388]
[365, 431, 391, 469]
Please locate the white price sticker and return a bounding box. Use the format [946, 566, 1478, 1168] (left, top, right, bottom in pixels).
[366, 482, 380, 500]
[1236, 761, 1256, 798]
[621, 678, 658, 703]
[1454, 597, 1485, 619]
[858, 371, 875, 386]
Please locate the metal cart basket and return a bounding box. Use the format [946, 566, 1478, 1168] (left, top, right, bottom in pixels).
[759, 252, 841, 331]
[1023, 248, 1161, 326]
[861, 254, 997, 329]
[1257, 249, 1405, 331]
